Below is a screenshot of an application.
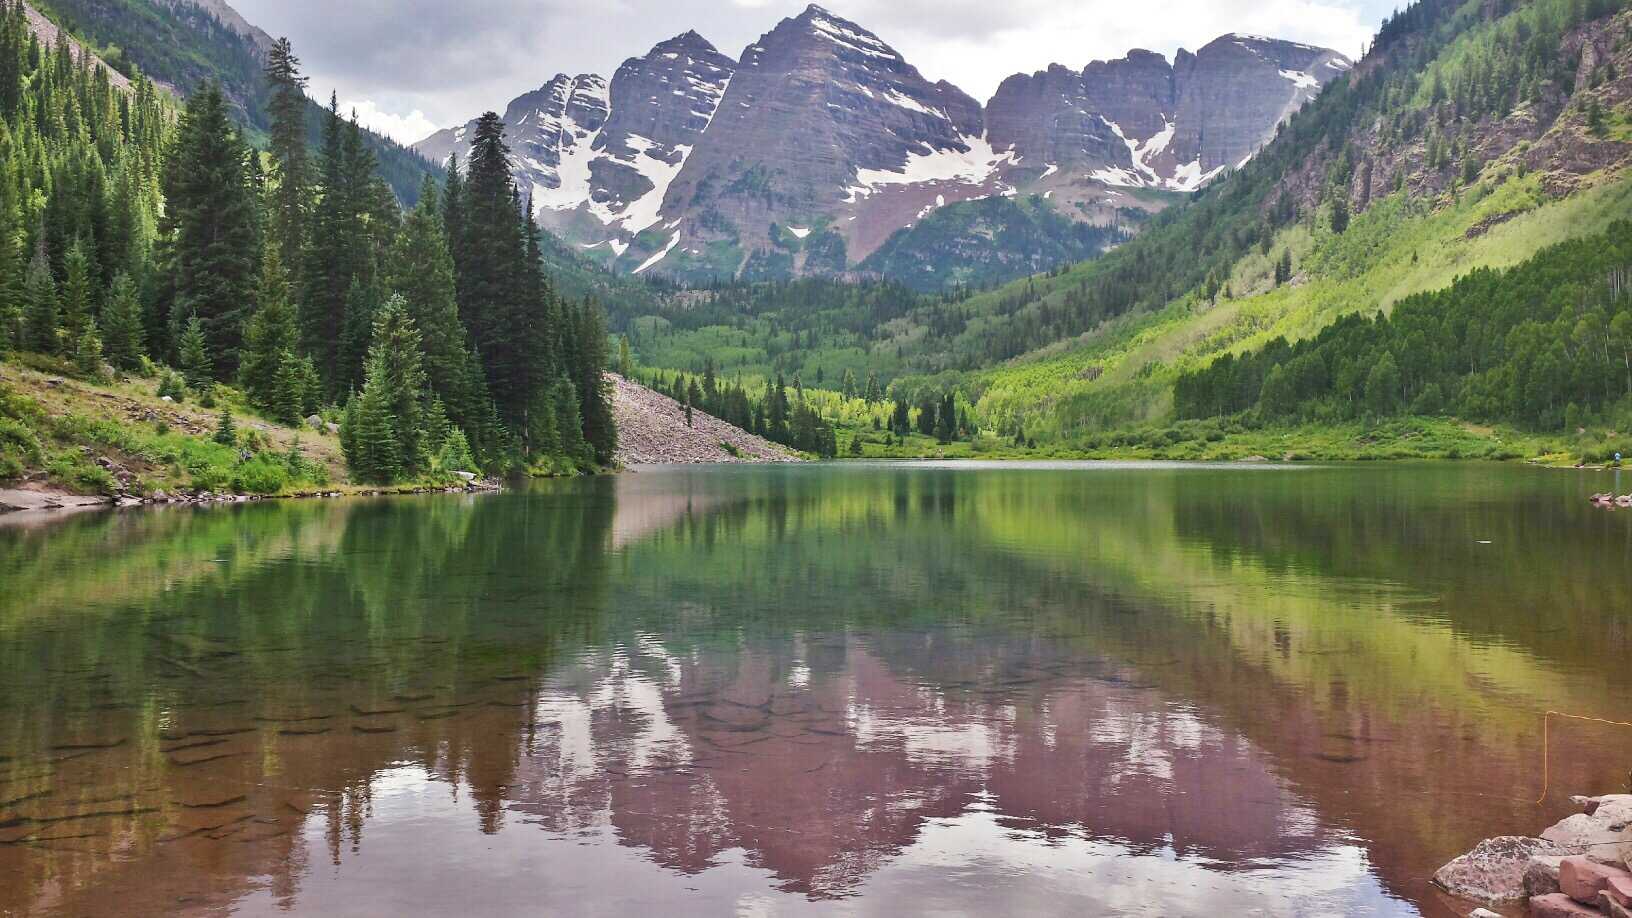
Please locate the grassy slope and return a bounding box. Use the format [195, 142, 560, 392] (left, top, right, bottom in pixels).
[0, 358, 349, 497]
[960, 166, 1632, 459]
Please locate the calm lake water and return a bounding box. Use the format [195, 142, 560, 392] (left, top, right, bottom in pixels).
[2, 462, 1630, 917]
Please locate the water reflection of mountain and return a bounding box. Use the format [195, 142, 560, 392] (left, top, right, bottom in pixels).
[1, 466, 1626, 916]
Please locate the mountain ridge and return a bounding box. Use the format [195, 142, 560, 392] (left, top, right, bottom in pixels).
[413, 4, 1350, 286]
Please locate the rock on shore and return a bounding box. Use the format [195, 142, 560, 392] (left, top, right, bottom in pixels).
[609, 374, 801, 465]
[1434, 794, 1632, 914]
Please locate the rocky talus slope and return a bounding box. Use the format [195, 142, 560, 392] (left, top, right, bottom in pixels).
[609, 374, 800, 465]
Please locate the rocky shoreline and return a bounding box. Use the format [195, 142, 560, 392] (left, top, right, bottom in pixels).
[1435, 795, 1632, 917]
[0, 477, 502, 522]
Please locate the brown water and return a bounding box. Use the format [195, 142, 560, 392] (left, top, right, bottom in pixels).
[1, 462, 1629, 917]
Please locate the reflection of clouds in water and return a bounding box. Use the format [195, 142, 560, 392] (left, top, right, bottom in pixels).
[1090, 703, 1223, 785]
[864, 806, 1395, 917]
[848, 701, 1011, 772]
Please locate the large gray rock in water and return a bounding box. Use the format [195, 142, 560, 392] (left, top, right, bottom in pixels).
[1434, 836, 1567, 903]
[1544, 795, 1632, 866]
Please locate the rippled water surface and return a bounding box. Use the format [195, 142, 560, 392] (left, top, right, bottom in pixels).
[2, 462, 1630, 917]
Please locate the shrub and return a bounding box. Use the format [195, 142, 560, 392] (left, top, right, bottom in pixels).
[0, 416, 42, 479]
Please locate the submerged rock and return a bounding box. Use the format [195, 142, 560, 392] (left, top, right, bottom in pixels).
[1434, 836, 1566, 903]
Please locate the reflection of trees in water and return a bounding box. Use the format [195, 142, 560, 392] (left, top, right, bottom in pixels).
[1164, 468, 1632, 659]
[0, 490, 618, 916]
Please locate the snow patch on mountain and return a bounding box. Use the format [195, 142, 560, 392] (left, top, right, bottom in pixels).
[846, 135, 1017, 201]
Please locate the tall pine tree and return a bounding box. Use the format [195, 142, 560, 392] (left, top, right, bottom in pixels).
[159, 84, 258, 377]
[263, 38, 311, 276]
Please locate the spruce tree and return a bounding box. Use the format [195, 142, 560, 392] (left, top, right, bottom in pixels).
[270, 350, 317, 424]
[436, 428, 475, 474]
[263, 38, 311, 273]
[160, 84, 258, 378]
[364, 295, 428, 477]
[386, 179, 482, 428]
[213, 408, 236, 446]
[240, 248, 301, 410]
[453, 113, 539, 432]
[302, 95, 366, 392]
[0, 208, 24, 352]
[177, 314, 213, 389]
[347, 369, 401, 484]
[59, 238, 95, 343]
[72, 328, 103, 380]
[568, 299, 616, 464]
[100, 273, 146, 370]
[22, 243, 59, 354]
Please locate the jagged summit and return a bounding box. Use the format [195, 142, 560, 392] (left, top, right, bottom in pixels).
[413, 8, 1349, 284]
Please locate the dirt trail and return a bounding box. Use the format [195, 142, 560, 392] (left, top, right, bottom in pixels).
[609, 374, 801, 465]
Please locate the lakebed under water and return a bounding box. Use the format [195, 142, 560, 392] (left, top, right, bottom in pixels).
[1, 461, 1629, 917]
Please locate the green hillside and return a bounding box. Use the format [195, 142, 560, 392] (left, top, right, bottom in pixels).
[27, 0, 438, 203]
[621, 0, 1632, 463]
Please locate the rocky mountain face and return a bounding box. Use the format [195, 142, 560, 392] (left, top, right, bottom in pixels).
[415, 4, 1350, 283]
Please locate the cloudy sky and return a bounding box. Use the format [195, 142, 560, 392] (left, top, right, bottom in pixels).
[231, 0, 1399, 145]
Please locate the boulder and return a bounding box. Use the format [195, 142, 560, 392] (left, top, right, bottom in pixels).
[1607, 875, 1632, 908]
[1530, 893, 1603, 917]
[1528, 855, 1568, 897]
[453, 471, 477, 483]
[1603, 892, 1632, 918]
[306, 415, 323, 431]
[1561, 855, 1632, 905]
[1545, 796, 1632, 865]
[1435, 836, 1567, 903]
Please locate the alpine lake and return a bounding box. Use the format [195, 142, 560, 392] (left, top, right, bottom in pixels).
[1, 461, 1629, 917]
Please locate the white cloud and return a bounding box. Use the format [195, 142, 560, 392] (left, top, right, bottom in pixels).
[234, 0, 1393, 127]
[830, 0, 1377, 99]
[339, 99, 440, 145]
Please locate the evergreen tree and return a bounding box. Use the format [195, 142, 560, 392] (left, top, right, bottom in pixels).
[177, 314, 213, 389]
[568, 299, 616, 464]
[386, 178, 482, 428]
[72, 328, 103, 379]
[551, 377, 590, 465]
[263, 38, 311, 273]
[452, 113, 541, 432]
[343, 377, 400, 484]
[59, 239, 95, 343]
[436, 427, 475, 473]
[22, 243, 59, 354]
[99, 273, 146, 370]
[364, 295, 428, 476]
[0, 209, 24, 351]
[160, 84, 258, 378]
[270, 350, 318, 424]
[213, 407, 237, 446]
[302, 95, 368, 392]
[240, 248, 302, 410]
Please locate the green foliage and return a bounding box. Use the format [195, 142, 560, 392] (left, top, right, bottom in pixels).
[1176, 221, 1632, 431]
[176, 314, 212, 389]
[71, 327, 103, 380]
[239, 248, 300, 410]
[99, 273, 146, 370]
[22, 244, 59, 354]
[160, 83, 259, 379]
[212, 407, 236, 446]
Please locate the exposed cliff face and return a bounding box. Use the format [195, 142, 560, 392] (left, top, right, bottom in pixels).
[415, 34, 734, 257]
[413, 4, 1350, 283]
[1169, 35, 1354, 180]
